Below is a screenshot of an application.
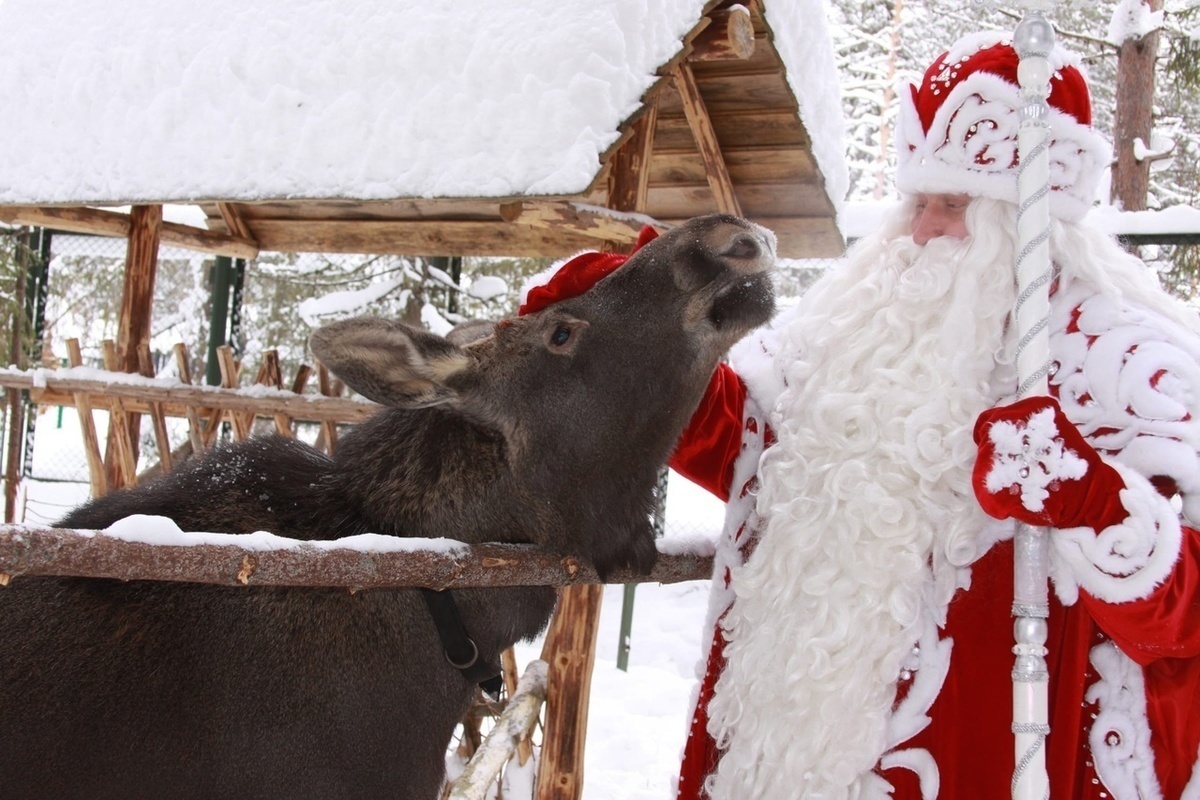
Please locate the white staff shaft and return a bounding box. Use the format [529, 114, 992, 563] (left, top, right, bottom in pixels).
[1012, 56, 1054, 800]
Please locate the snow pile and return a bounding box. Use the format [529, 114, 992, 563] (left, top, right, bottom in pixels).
[0, 0, 705, 203]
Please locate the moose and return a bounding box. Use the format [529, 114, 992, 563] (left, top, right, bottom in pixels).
[0, 214, 776, 800]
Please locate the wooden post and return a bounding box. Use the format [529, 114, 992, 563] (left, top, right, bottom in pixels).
[535, 583, 604, 800]
[137, 342, 173, 473]
[215, 346, 249, 441]
[173, 343, 206, 454]
[105, 204, 162, 489]
[67, 339, 107, 498]
[315, 364, 343, 454]
[101, 340, 139, 488]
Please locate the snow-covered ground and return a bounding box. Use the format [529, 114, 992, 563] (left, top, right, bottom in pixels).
[19, 402, 724, 800]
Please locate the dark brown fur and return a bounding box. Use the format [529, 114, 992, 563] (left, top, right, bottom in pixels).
[0, 214, 776, 800]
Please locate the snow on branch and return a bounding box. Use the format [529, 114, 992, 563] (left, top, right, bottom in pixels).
[0, 525, 713, 589]
[447, 659, 548, 800]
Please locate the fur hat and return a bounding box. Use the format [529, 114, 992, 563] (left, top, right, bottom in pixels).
[518, 225, 659, 315]
[895, 30, 1112, 221]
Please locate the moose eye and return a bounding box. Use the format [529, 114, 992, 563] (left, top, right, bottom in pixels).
[545, 320, 587, 352]
[551, 326, 572, 347]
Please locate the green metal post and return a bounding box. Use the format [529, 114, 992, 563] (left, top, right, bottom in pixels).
[205, 256, 233, 386]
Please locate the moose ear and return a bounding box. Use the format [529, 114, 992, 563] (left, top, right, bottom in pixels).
[308, 318, 472, 407]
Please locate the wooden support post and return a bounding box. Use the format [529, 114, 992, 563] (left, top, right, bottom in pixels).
[672, 62, 743, 216]
[536, 583, 604, 800]
[137, 342, 173, 474]
[67, 339, 107, 498]
[290, 364, 314, 396]
[101, 340, 139, 489]
[315, 364, 343, 454]
[173, 343, 206, 454]
[243, 350, 293, 437]
[215, 346, 249, 441]
[105, 205, 162, 490]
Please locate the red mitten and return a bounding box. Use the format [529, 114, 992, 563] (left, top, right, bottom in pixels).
[972, 396, 1129, 530]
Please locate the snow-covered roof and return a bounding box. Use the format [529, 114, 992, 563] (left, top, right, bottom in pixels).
[0, 0, 847, 222]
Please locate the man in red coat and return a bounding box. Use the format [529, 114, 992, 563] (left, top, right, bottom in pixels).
[671, 31, 1200, 799]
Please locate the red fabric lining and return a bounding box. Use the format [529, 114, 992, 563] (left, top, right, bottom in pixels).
[669, 364, 747, 502]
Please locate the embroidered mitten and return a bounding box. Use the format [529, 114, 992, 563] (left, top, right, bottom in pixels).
[972, 396, 1128, 530]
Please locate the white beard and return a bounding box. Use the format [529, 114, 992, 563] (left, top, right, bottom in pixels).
[705, 230, 1021, 799]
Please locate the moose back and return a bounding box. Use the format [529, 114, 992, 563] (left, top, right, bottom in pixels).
[0, 214, 776, 800]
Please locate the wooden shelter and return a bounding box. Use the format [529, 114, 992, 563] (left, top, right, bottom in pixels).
[0, 0, 847, 795]
[0, 0, 845, 261]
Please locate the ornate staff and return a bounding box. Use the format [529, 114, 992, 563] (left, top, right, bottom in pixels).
[1011, 4, 1057, 799]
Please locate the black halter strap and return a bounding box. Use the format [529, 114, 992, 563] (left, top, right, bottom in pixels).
[420, 588, 504, 699]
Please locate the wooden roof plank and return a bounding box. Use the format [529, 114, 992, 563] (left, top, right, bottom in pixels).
[247, 219, 621, 258]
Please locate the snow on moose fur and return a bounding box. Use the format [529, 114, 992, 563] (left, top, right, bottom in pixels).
[0, 214, 777, 800]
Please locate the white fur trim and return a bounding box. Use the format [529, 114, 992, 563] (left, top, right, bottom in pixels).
[700, 395, 769, 637]
[1048, 279, 1200, 529]
[728, 303, 805, 415]
[1086, 641, 1163, 800]
[896, 50, 1111, 222]
[517, 251, 589, 306]
[1050, 462, 1183, 605]
[879, 748, 939, 800]
[1183, 744, 1200, 800]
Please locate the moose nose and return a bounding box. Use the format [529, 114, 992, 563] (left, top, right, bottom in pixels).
[726, 234, 760, 259]
[725, 230, 774, 261]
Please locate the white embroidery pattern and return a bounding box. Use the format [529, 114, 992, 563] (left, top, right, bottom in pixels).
[879, 616, 952, 800]
[1044, 282, 1197, 604]
[984, 405, 1089, 512]
[1086, 641, 1163, 800]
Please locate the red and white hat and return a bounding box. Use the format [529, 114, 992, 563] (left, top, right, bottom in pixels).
[896, 30, 1111, 221]
[518, 225, 659, 316]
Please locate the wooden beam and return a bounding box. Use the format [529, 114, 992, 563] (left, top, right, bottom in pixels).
[247, 219, 616, 258]
[672, 62, 743, 216]
[0, 527, 714, 589]
[0, 205, 259, 259]
[498, 202, 663, 244]
[689, 6, 755, 61]
[7, 371, 376, 424]
[116, 206, 161, 373]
